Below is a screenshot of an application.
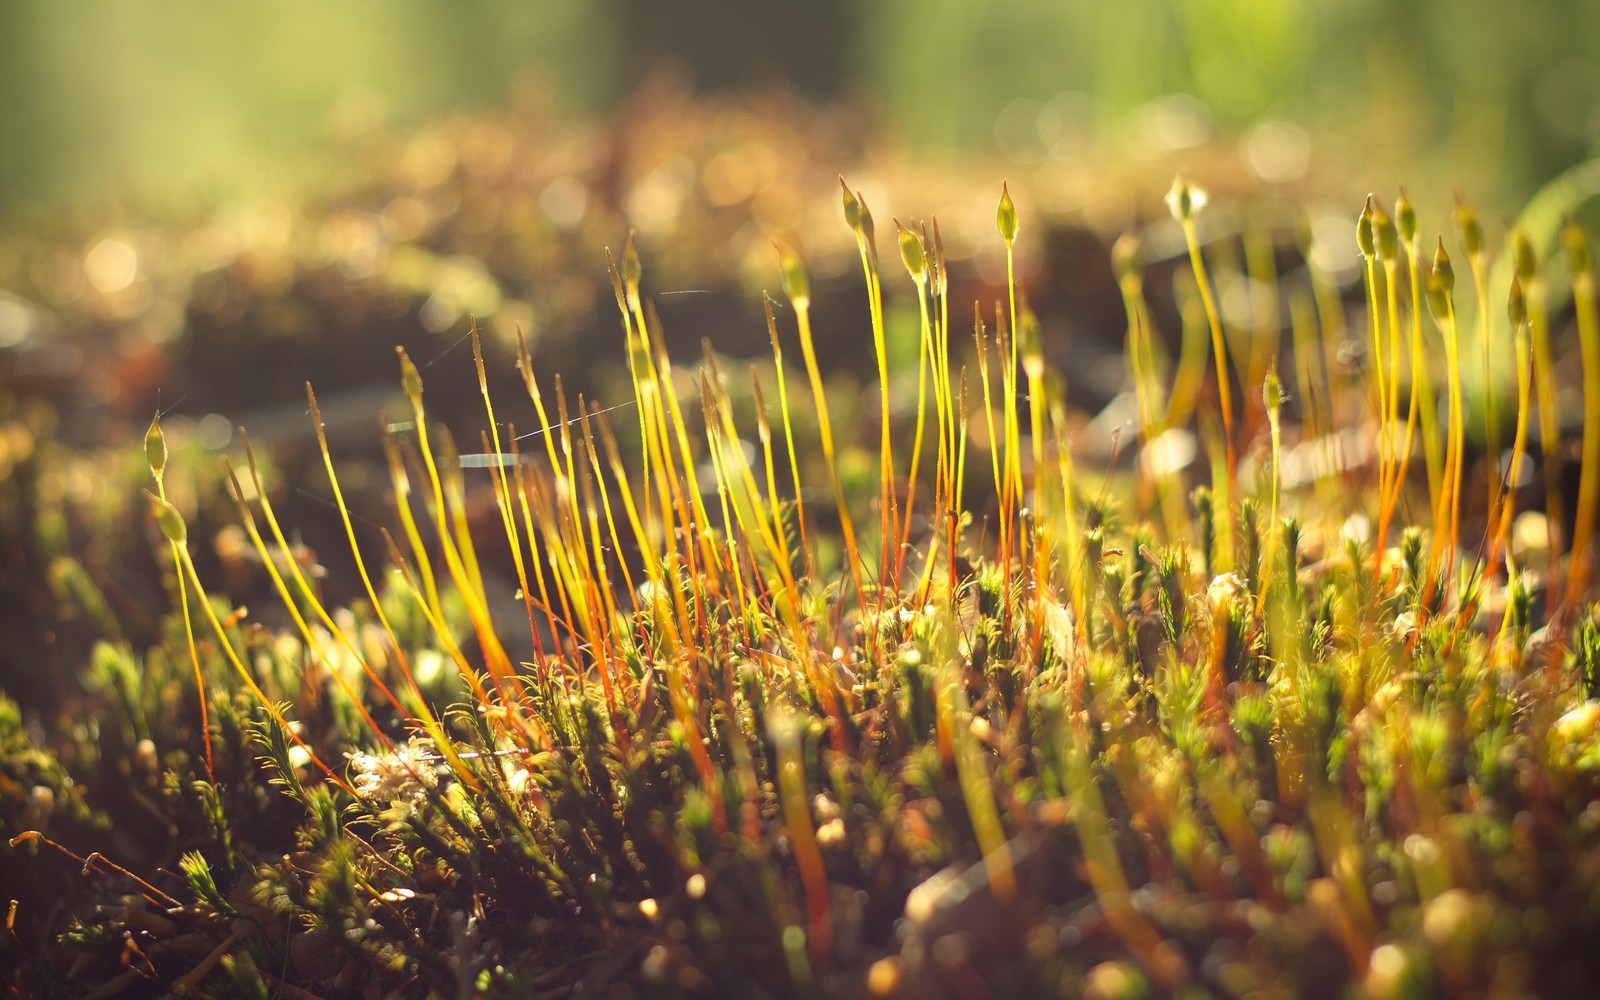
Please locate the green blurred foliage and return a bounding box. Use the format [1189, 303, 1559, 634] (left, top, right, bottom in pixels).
[2, 0, 1599, 223]
[857, 0, 1600, 210]
[0, 0, 618, 222]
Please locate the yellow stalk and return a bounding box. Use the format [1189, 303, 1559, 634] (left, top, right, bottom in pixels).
[434, 425, 490, 608]
[893, 220, 934, 592]
[608, 241, 659, 526]
[1506, 231, 1562, 598]
[930, 223, 956, 581]
[578, 406, 639, 611]
[375, 528, 531, 751]
[706, 363, 803, 607]
[442, 449, 550, 708]
[1021, 312, 1046, 499]
[1259, 365, 1284, 615]
[592, 410, 691, 655]
[841, 178, 898, 590]
[648, 313, 722, 584]
[1398, 212, 1445, 534]
[145, 415, 214, 782]
[1113, 234, 1160, 448]
[765, 297, 813, 577]
[469, 321, 517, 562]
[779, 245, 866, 613]
[617, 246, 702, 584]
[529, 472, 595, 659]
[573, 432, 625, 730]
[489, 429, 558, 674]
[953, 372, 971, 583]
[1358, 200, 1393, 539]
[750, 370, 794, 578]
[1021, 307, 1049, 660]
[999, 306, 1023, 638]
[1371, 200, 1407, 566]
[1427, 240, 1466, 593]
[513, 469, 583, 675]
[577, 414, 632, 651]
[701, 366, 831, 720]
[932, 219, 958, 535]
[1052, 403, 1086, 640]
[147, 494, 353, 793]
[1566, 222, 1599, 609]
[1377, 245, 1421, 569]
[999, 185, 1023, 504]
[698, 373, 749, 616]
[1492, 276, 1534, 578]
[222, 465, 402, 747]
[381, 430, 444, 621]
[506, 450, 578, 696]
[1456, 200, 1498, 529]
[471, 324, 553, 674]
[995, 185, 1026, 644]
[386, 353, 520, 693]
[910, 219, 961, 606]
[259, 407, 456, 731]
[553, 391, 621, 675]
[1171, 178, 1237, 484]
[1201, 414, 1233, 572]
[1378, 208, 1405, 513]
[974, 306, 1004, 530]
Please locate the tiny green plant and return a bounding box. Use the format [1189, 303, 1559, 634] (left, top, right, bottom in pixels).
[10, 177, 1600, 999]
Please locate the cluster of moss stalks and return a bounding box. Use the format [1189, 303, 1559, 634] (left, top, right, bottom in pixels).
[6, 177, 1600, 999]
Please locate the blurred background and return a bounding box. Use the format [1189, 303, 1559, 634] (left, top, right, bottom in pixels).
[4, 0, 1600, 451]
[4, 0, 1600, 701]
[3, 0, 1600, 224]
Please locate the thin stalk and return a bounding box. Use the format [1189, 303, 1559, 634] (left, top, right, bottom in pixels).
[779, 247, 867, 618]
[1526, 267, 1564, 600]
[147, 495, 352, 792]
[1427, 241, 1466, 595]
[1491, 277, 1534, 576]
[1374, 250, 1412, 574]
[1259, 366, 1283, 615]
[385, 359, 521, 707]
[766, 297, 814, 578]
[841, 179, 897, 594]
[895, 221, 934, 590]
[1566, 224, 1599, 609]
[473, 325, 552, 684]
[998, 185, 1024, 639]
[1401, 227, 1446, 534]
[1360, 229, 1393, 541]
[222, 463, 398, 751]
[1457, 201, 1499, 532]
[145, 415, 214, 783]
[1177, 201, 1237, 482]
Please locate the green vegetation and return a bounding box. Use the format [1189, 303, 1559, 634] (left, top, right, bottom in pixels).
[9, 2, 1600, 223]
[5, 175, 1600, 999]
